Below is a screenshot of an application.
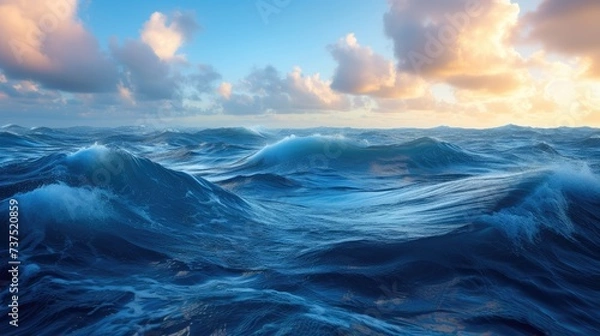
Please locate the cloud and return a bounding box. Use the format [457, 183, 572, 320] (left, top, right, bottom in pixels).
[141, 11, 200, 61]
[446, 72, 529, 96]
[189, 64, 221, 93]
[118, 83, 135, 105]
[384, 0, 528, 94]
[286, 67, 349, 110]
[329, 34, 427, 98]
[523, 0, 600, 77]
[0, 0, 118, 92]
[109, 11, 209, 103]
[375, 93, 439, 113]
[1, 0, 597, 128]
[110, 39, 180, 101]
[218, 82, 232, 99]
[221, 93, 263, 115]
[221, 66, 350, 114]
[0, 77, 63, 112]
[443, 52, 600, 127]
[0, 7, 212, 125]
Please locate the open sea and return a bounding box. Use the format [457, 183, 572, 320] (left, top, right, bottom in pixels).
[1, 124, 599, 335]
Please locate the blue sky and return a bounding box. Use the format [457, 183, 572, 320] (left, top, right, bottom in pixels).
[80, 0, 392, 81]
[0, 0, 598, 128]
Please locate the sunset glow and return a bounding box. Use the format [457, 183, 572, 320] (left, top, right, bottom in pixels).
[0, 0, 598, 127]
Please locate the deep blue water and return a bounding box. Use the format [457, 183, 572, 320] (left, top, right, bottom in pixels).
[1, 124, 599, 335]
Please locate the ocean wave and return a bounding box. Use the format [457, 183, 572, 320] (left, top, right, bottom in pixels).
[234, 135, 483, 176]
[581, 135, 600, 147]
[0, 131, 40, 147]
[2, 145, 254, 226]
[1, 126, 600, 335]
[482, 164, 600, 243]
[510, 142, 561, 156]
[291, 165, 600, 335]
[219, 173, 301, 192]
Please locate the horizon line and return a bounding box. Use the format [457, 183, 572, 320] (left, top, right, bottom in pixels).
[2, 123, 599, 131]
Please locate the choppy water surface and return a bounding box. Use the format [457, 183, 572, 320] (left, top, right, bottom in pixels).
[1, 124, 599, 335]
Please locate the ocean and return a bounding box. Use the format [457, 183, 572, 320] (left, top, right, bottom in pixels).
[1, 124, 599, 335]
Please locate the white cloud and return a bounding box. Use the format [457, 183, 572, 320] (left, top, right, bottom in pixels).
[141, 11, 199, 61]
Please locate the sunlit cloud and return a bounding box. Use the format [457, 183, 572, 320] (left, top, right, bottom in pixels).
[384, 0, 529, 95]
[118, 83, 135, 105]
[110, 13, 209, 102]
[221, 66, 350, 114]
[218, 82, 233, 100]
[329, 33, 427, 99]
[141, 11, 200, 61]
[523, 0, 600, 78]
[0, 0, 598, 127]
[0, 0, 118, 92]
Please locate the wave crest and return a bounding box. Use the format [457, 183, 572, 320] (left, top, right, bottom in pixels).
[235, 135, 479, 175]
